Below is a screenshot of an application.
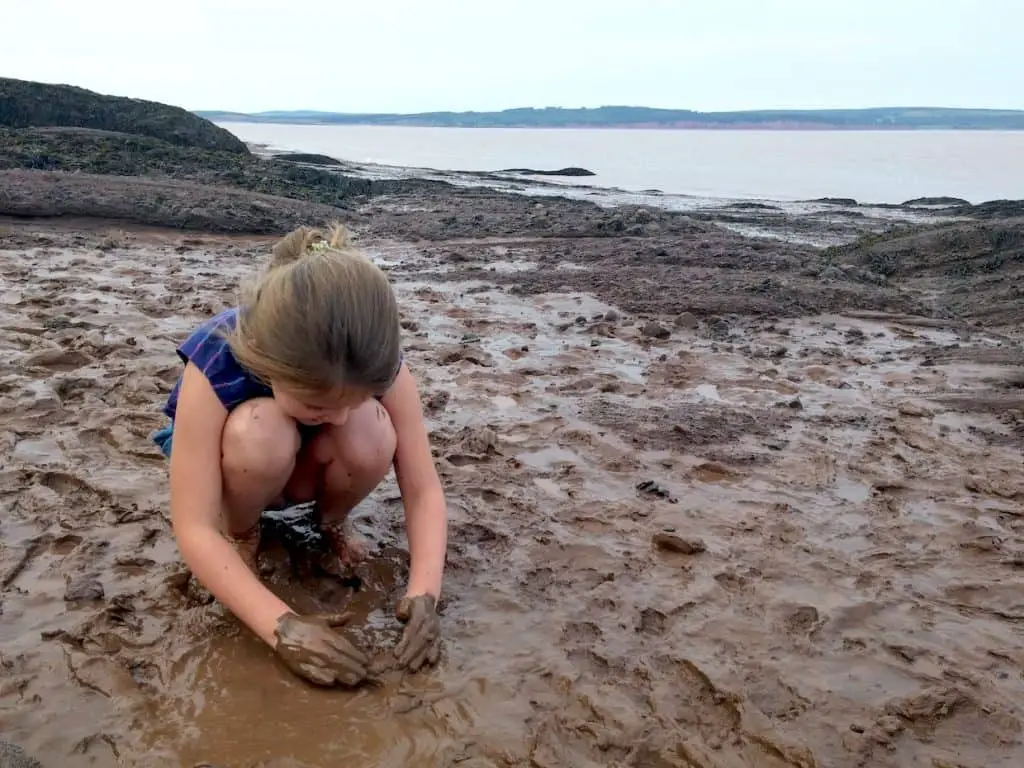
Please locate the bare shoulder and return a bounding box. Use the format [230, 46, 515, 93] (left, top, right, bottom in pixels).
[380, 363, 426, 426]
[168, 362, 229, 527]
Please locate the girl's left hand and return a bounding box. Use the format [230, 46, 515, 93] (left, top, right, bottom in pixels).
[394, 594, 441, 671]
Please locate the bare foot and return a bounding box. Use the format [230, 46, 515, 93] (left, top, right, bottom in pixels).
[320, 518, 369, 567]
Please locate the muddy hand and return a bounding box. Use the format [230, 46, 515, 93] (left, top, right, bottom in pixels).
[273, 612, 369, 687]
[394, 595, 442, 672]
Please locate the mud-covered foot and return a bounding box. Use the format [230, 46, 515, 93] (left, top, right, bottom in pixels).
[320, 518, 369, 567]
[226, 522, 261, 573]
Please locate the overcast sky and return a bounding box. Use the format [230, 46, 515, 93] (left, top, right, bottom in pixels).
[2, 0, 1019, 113]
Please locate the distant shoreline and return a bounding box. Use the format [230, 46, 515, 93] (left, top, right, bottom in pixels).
[212, 122, 1024, 131]
[197, 105, 1024, 131]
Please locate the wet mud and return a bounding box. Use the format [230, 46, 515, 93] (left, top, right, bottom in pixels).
[1, 206, 1023, 767]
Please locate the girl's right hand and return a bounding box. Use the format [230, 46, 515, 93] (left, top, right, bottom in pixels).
[273, 612, 369, 686]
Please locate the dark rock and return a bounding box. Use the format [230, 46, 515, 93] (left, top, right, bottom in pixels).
[673, 312, 699, 329]
[425, 391, 450, 412]
[499, 167, 596, 177]
[726, 202, 782, 211]
[272, 153, 342, 166]
[901, 196, 970, 207]
[653, 532, 707, 555]
[636, 480, 673, 500]
[811, 197, 858, 206]
[64, 576, 104, 602]
[641, 321, 671, 340]
[604, 309, 620, 322]
[706, 317, 731, 341]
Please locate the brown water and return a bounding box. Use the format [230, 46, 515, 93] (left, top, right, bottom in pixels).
[217, 123, 1024, 204]
[1, 220, 1022, 767]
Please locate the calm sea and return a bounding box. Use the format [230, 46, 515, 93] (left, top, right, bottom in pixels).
[217, 123, 1023, 205]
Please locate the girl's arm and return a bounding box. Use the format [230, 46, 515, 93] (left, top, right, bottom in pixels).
[169, 362, 291, 646]
[381, 364, 448, 600]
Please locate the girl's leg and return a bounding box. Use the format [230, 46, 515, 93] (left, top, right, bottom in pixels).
[221, 398, 301, 569]
[285, 399, 397, 566]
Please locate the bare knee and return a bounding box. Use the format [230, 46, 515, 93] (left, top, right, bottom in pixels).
[222, 398, 300, 480]
[322, 400, 396, 479]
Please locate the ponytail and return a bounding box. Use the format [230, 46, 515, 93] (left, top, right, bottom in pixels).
[268, 223, 354, 270]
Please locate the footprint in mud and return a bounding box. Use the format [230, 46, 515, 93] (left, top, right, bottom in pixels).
[38, 471, 112, 506]
[561, 620, 603, 643]
[52, 375, 104, 405]
[691, 460, 739, 483]
[49, 534, 84, 555]
[778, 604, 823, 637]
[19, 347, 94, 373]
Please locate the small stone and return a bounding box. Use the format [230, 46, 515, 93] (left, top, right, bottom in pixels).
[786, 398, 804, 410]
[876, 714, 904, 736]
[897, 401, 932, 417]
[673, 312, 699, 329]
[425, 391, 450, 411]
[604, 309, 620, 322]
[64, 576, 104, 602]
[590, 339, 600, 347]
[653, 533, 707, 555]
[641, 321, 671, 340]
[636, 479, 671, 498]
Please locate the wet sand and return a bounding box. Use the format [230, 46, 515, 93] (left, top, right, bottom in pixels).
[1, 202, 1022, 767]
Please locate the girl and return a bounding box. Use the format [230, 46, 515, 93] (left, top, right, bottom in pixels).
[153, 224, 447, 687]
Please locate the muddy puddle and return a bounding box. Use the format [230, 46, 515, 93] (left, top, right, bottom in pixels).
[1, 219, 1022, 767]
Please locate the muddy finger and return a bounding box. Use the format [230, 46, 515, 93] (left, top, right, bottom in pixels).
[325, 635, 369, 667]
[426, 641, 441, 667]
[410, 642, 435, 672]
[297, 660, 337, 687]
[319, 612, 353, 628]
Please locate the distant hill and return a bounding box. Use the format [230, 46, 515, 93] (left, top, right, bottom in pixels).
[1, 78, 249, 153]
[196, 105, 1024, 130]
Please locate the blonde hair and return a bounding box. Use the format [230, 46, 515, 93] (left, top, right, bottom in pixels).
[225, 223, 401, 396]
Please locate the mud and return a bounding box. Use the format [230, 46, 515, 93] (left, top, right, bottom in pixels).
[1, 198, 1023, 768]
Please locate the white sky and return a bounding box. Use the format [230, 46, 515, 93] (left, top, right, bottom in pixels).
[2, 0, 1020, 113]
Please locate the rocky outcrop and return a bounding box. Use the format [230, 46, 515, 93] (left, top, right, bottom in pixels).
[0, 170, 352, 233]
[272, 152, 344, 166]
[0, 77, 248, 153]
[0, 128, 377, 206]
[500, 167, 596, 177]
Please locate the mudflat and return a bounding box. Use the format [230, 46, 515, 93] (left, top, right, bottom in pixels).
[1, 181, 1022, 767]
